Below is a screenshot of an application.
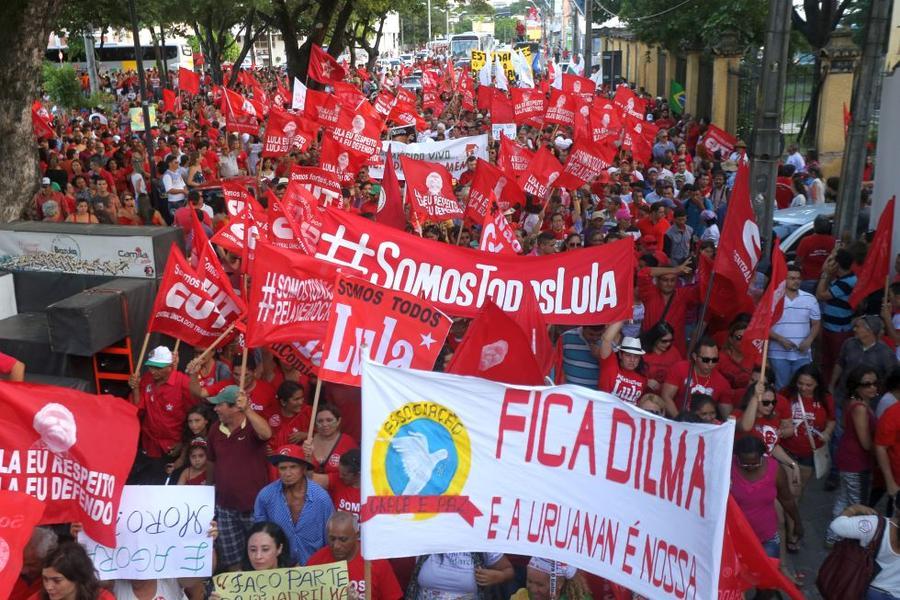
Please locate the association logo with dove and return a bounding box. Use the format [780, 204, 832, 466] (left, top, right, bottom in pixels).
[370, 400, 473, 521]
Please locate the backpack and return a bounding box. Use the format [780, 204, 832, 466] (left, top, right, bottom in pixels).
[816, 517, 886, 599]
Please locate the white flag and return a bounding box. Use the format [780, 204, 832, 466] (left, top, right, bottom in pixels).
[478, 58, 492, 87]
[292, 77, 307, 111]
[512, 50, 534, 88]
[493, 56, 508, 91]
[551, 59, 563, 90]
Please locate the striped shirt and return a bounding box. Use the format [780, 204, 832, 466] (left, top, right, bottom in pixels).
[560, 328, 600, 389]
[769, 290, 821, 360]
[253, 478, 334, 565]
[822, 274, 857, 333]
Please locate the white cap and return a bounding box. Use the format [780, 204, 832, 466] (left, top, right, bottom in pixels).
[145, 346, 174, 368]
[554, 136, 572, 150]
[41, 177, 51, 185]
[617, 337, 646, 355]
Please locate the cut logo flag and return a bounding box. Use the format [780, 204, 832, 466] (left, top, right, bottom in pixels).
[479, 202, 522, 256]
[849, 196, 895, 309]
[0, 382, 139, 547]
[359, 363, 735, 599]
[400, 156, 463, 222]
[741, 244, 787, 367]
[711, 163, 760, 300]
[308, 44, 347, 84]
[700, 123, 738, 157]
[245, 241, 336, 347]
[0, 490, 45, 598]
[319, 274, 452, 387]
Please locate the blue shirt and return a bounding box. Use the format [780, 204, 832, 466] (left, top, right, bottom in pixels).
[253, 478, 334, 565]
[822, 274, 857, 333]
[560, 328, 600, 389]
[685, 197, 713, 236]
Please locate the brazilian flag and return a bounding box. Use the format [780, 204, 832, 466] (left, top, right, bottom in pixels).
[669, 80, 686, 115]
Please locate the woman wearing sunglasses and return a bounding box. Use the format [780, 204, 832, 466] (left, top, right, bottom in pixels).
[639, 322, 682, 394]
[827, 366, 879, 546]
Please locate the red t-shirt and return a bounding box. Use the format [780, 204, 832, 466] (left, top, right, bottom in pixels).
[717, 349, 752, 392]
[636, 218, 671, 247]
[137, 370, 194, 458]
[664, 360, 733, 407]
[310, 433, 359, 475]
[28, 591, 115, 600]
[598, 353, 647, 405]
[268, 405, 313, 449]
[780, 393, 835, 459]
[795, 233, 835, 281]
[207, 378, 276, 414]
[638, 272, 701, 355]
[307, 549, 402, 600]
[876, 403, 900, 483]
[641, 345, 682, 388]
[0, 351, 19, 374]
[328, 471, 361, 516]
[732, 396, 791, 455]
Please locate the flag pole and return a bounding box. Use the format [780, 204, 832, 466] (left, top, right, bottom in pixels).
[305, 378, 324, 441]
[759, 338, 770, 386]
[238, 346, 249, 392]
[364, 559, 372, 600]
[173, 339, 181, 355]
[133, 332, 152, 378]
[191, 322, 237, 366]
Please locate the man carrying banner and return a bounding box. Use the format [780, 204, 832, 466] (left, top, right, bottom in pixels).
[207, 385, 272, 571]
[307, 512, 403, 600]
[255, 445, 334, 566]
[128, 345, 194, 485]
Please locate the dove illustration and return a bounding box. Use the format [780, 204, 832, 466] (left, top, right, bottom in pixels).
[390, 431, 449, 495]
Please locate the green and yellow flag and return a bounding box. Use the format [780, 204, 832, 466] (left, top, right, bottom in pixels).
[669, 80, 685, 114]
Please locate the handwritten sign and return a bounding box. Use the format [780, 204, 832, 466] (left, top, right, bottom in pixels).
[79, 485, 215, 580]
[213, 561, 350, 600]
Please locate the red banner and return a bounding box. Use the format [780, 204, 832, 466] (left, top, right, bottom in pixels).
[544, 89, 577, 127]
[149, 246, 233, 347]
[360, 495, 483, 526]
[245, 241, 336, 347]
[305, 88, 342, 127]
[313, 208, 635, 324]
[330, 110, 382, 157]
[701, 123, 738, 157]
[289, 165, 342, 207]
[0, 490, 44, 598]
[556, 138, 617, 189]
[319, 274, 451, 386]
[519, 146, 564, 199]
[400, 156, 463, 221]
[262, 107, 317, 157]
[510, 88, 546, 124]
[0, 382, 139, 547]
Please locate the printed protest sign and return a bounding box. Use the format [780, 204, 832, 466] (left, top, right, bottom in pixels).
[79, 485, 215, 580]
[213, 561, 350, 600]
[360, 362, 734, 599]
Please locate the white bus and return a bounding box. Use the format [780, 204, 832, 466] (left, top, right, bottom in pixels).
[45, 40, 193, 73]
[449, 32, 494, 62]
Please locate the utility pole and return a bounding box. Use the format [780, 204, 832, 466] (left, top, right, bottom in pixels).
[83, 29, 99, 95]
[584, 0, 593, 74]
[834, 0, 893, 239]
[749, 0, 791, 262]
[427, 0, 432, 42]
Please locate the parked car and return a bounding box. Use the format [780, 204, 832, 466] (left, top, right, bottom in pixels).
[400, 76, 423, 92]
[775, 203, 836, 259]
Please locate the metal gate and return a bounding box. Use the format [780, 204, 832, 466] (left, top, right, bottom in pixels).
[737, 50, 816, 141]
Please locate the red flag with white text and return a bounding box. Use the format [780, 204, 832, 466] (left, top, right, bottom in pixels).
[0, 490, 44, 598]
[701, 123, 738, 157]
[400, 156, 463, 222]
[308, 44, 347, 84]
[556, 137, 617, 189]
[319, 135, 369, 187]
[318, 274, 452, 386]
[498, 135, 535, 182]
[31, 100, 55, 139]
[330, 109, 382, 158]
[712, 163, 760, 297]
[479, 202, 522, 255]
[519, 146, 564, 199]
[0, 382, 139, 547]
[510, 88, 546, 124]
[741, 244, 787, 368]
[262, 107, 318, 157]
[466, 158, 524, 220]
[544, 89, 577, 127]
[305, 88, 342, 127]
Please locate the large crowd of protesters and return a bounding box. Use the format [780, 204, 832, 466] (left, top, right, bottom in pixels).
[10, 39, 900, 600]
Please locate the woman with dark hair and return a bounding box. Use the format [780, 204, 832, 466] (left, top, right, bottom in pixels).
[640, 321, 681, 393]
[689, 393, 719, 424]
[267, 380, 313, 450]
[718, 315, 753, 393]
[562, 232, 582, 251]
[309, 448, 361, 516]
[303, 403, 359, 476]
[828, 366, 879, 545]
[30, 542, 113, 600]
[136, 193, 166, 226]
[733, 382, 793, 458]
[243, 521, 293, 571]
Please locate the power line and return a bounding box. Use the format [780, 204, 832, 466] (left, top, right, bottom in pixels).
[593, 0, 700, 22]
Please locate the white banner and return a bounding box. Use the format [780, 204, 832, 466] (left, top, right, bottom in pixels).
[79, 485, 215, 580]
[491, 123, 517, 140]
[360, 362, 734, 600]
[367, 135, 489, 180]
[0, 230, 159, 278]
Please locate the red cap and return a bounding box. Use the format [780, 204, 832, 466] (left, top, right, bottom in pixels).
[268, 444, 312, 467]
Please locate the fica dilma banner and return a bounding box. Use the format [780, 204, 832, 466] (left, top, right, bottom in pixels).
[359, 361, 735, 600]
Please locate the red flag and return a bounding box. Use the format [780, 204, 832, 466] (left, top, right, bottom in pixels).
[178, 67, 200, 95]
[0, 382, 139, 547]
[490, 89, 515, 124]
[479, 201, 522, 255]
[741, 244, 787, 367]
[319, 274, 452, 386]
[519, 146, 564, 199]
[720, 496, 804, 600]
[309, 44, 347, 84]
[556, 137, 617, 189]
[476, 84, 493, 112]
[162, 88, 177, 113]
[510, 88, 546, 124]
[221, 86, 258, 119]
[376, 148, 407, 230]
[266, 194, 306, 254]
[289, 165, 343, 207]
[843, 102, 851, 139]
[701, 123, 738, 157]
[458, 69, 476, 111]
[319, 135, 368, 187]
[221, 87, 259, 135]
[262, 107, 318, 157]
[373, 90, 397, 117]
[193, 227, 246, 322]
[273, 81, 292, 108]
[510, 284, 556, 377]
[239, 207, 269, 271]
[304, 88, 342, 127]
[389, 99, 427, 131]
[590, 99, 623, 143]
[498, 135, 534, 182]
[466, 158, 524, 220]
[545, 89, 577, 127]
[245, 241, 335, 347]
[150, 245, 234, 346]
[561, 73, 595, 102]
[31, 100, 55, 139]
[613, 85, 647, 121]
[0, 490, 44, 598]
[332, 81, 365, 109]
[330, 109, 382, 157]
[447, 301, 545, 385]
[849, 196, 895, 308]
[712, 163, 760, 296]
[278, 181, 325, 254]
[400, 156, 463, 222]
[221, 180, 263, 217]
[698, 253, 755, 322]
